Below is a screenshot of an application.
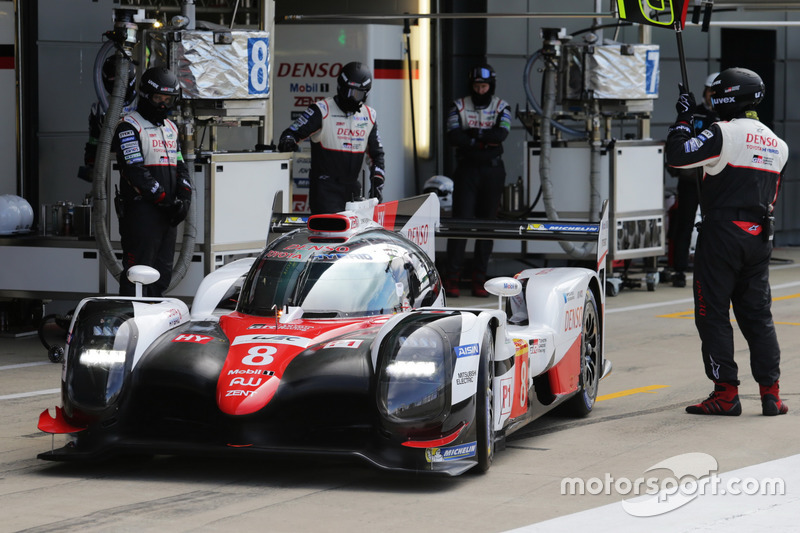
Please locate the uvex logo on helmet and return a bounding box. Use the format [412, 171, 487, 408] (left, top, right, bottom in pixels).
[145, 79, 172, 92]
[342, 74, 372, 88]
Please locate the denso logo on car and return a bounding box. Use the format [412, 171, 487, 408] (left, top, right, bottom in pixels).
[454, 343, 480, 358]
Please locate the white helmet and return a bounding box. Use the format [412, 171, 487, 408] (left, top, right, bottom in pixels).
[0, 195, 21, 235]
[704, 72, 720, 88]
[423, 175, 454, 210]
[13, 195, 34, 232]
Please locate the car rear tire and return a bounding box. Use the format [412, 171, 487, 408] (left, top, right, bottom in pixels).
[475, 329, 495, 473]
[564, 290, 601, 417]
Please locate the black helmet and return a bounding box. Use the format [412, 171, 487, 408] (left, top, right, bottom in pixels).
[336, 61, 372, 113]
[139, 66, 181, 100]
[710, 67, 764, 120]
[137, 66, 181, 124]
[469, 64, 496, 106]
[102, 56, 136, 105]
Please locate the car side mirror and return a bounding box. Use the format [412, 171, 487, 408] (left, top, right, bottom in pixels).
[127, 265, 160, 298]
[484, 277, 522, 311]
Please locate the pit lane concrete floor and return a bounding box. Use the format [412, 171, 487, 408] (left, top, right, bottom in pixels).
[1, 247, 799, 533]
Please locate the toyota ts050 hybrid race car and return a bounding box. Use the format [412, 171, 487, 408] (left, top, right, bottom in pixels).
[38, 194, 611, 476]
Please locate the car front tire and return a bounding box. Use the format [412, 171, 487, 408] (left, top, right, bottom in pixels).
[475, 329, 495, 473]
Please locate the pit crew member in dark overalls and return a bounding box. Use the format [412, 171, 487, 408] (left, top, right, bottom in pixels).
[277, 61, 386, 214]
[112, 66, 193, 297]
[443, 64, 511, 298]
[666, 68, 789, 416]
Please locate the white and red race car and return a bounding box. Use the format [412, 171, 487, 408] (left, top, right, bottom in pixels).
[39, 194, 611, 476]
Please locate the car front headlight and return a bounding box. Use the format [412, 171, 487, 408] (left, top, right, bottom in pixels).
[378, 318, 452, 421]
[79, 349, 127, 366]
[67, 303, 135, 414]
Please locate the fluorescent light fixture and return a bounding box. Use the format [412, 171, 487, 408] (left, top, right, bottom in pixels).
[408, 0, 431, 158]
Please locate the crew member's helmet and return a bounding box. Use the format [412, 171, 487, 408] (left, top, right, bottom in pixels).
[469, 64, 496, 106]
[704, 71, 720, 89]
[137, 66, 181, 123]
[423, 175, 454, 211]
[710, 67, 764, 120]
[102, 56, 136, 105]
[336, 61, 372, 113]
[139, 66, 181, 106]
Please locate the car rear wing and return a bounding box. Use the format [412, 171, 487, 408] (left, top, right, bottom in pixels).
[268, 195, 608, 280]
[439, 199, 610, 278]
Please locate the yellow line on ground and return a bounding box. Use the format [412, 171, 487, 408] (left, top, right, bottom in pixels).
[658, 293, 800, 321]
[597, 384, 669, 402]
[658, 310, 694, 319]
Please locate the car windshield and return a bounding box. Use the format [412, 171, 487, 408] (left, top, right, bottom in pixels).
[238, 231, 413, 318]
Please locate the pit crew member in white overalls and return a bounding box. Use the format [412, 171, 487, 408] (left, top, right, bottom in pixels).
[278, 61, 386, 214]
[112, 66, 193, 297]
[443, 64, 511, 298]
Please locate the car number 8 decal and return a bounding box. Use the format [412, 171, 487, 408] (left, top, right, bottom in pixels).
[519, 358, 528, 407]
[242, 345, 277, 366]
[248, 37, 270, 95]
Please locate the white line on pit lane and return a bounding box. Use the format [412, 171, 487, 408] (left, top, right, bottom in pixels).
[0, 363, 59, 400]
[0, 389, 60, 401]
[607, 299, 693, 314]
[0, 362, 52, 371]
[609, 279, 800, 315]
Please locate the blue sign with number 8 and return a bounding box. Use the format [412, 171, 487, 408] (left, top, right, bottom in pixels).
[248, 37, 270, 95]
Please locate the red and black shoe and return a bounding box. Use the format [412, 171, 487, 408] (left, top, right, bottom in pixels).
[685, 383, 742, 416]
[471, 273, 489, 298]
[760, 381, 789, 416]
[444, 276, 460, 298]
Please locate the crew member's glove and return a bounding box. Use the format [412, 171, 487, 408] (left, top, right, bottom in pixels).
[278, 136, 300, 153]
[169, 198, 190, 227]
[369, 175, 385, 203]
[152, 189, 167, 205]
[675, 84, 696, 124]
[467, 128, 486, 149]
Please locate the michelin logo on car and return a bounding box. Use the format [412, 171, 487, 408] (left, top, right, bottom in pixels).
[425, 442, 478, 463]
